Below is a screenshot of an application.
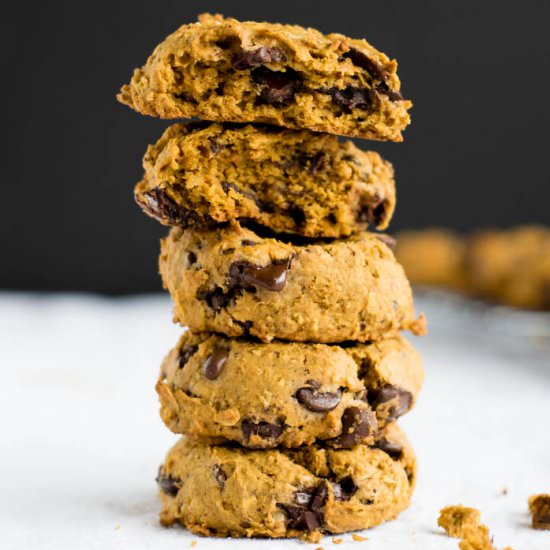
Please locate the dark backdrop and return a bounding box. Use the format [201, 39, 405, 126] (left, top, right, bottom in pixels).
[3, 1, 549, 293]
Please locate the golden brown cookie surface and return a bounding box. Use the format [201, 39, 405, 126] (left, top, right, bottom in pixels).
[160, 224, 426, 343]
[119, 13, 411, 141]
[158, 425, 415, 541]
[136, 122, 395, 237]
[157, 331, 424, 448]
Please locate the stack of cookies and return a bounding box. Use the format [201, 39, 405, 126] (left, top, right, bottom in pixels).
[119, 13, 425, 542]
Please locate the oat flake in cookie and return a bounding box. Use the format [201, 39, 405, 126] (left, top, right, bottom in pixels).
[136, 122, 396, 237]
[157, 331, 424, 448]
[118, 13, 411, 141]
[159, 224, 426, 344]
[157, 424, 416, 541]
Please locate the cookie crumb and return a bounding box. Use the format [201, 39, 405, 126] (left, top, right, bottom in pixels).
[190, 541, 197, 547]
[332, 538, 343, 544]
[529, 494, 550, 530]
[114, 524, 121, 530]
[315, 547, 324, 550]
[351, 533, 368, 541]
[438, 505, 512, 550]
[501, 486, 508, 495]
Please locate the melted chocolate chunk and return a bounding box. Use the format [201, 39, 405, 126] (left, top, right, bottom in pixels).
[233, 46, 286, 69]
[156, 467, 181, 497]
[375, 233, 397, 250]
[357, 198, 389, 226]
[327, 406, 376, 448]
[212, 464, 227, 487]
[139, 188, 201, 226]
[277, 481, 328, 532]
[178, 345, 198, 369]
[368, 385, 413, 421]
[376, 81, 403, 101]
[375, 438, 404, 460]
[229, 259, 291, 291]
[203, 348, 229, 380]
[296, 386, 341, 412]
[252, 67, 303, 104]
[319, 86, 376, 112]
[198, 286, 238, 312]
[343, 47, 388, 82]
[241, 419, 284, 443]
[332, 476, 358, 501]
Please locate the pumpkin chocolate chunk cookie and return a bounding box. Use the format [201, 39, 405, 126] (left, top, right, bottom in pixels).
[157, 424, 415, 541]
[118, 13, 411, 141]
[157, 331, 423, 448]
[159, 224, 426, 343]
[136, 122, 395, 237]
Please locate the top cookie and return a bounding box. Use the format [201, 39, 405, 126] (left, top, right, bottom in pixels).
[118, 13, 411, 141]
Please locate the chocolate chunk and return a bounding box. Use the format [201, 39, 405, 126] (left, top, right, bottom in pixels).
[375, 438, 404, 460]
[376, 81, 403, 101]
[198, 286, 237, 312]
[277, 481, 327, 532]
[178, 345, 198, 369]
[203, 348, 228, 380]
[296, 386, 341, 412]
[357, 197, 389, 226]
[332, 476, 358, 501]
[156, 467, 181, 497]
[368, 385, 413, 420]
[252, 67, 303, 104]
[212, 464, 227, 487]
[233, 46, 286, 69]
[343, 48, 388, 82]
[375, 234, 397, 250]
[208, 138, 222, 154]
[241, 419, 284, 443]
[319, 86, 376, 113]
[240, 239, 259, 247]
[229, 259, 291, 291]
[287, 204, 306, 227]
[327, 406, 376, 448]
[139, 188, 200, 227]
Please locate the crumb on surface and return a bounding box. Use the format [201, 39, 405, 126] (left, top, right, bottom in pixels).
[501, 486, 508, 495]
[529, 494, 550, 530]
[438, 504, 513, 550]
[351, 533, 368, 541]
[332, 537, 343, 544]
[190, 541, 197, 547]
[114, 524, 121, 530]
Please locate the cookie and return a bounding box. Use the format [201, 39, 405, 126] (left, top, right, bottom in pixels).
[465, 225, 550, 310]
[136, 122, 396, 237]
[159, 224, 426, 343]
[157, 424, 415, 541]
[118, 13, 411, 141]
[157, 331, 424, 448]
[395, 229, 466, 290]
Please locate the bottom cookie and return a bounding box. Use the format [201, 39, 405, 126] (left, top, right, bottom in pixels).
[157, 424, 415, 541]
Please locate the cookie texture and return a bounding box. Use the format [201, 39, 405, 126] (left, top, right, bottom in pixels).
[118, 13, 411, 141]
[395, 229, 466, 290]
[157, 424, 415, 541]
[160, 224, 426, 343]
[157, 331, 424, 448]
[136, 122, 396, 237]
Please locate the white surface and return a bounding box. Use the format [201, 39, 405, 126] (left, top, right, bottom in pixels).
[1, 292, 549, 550]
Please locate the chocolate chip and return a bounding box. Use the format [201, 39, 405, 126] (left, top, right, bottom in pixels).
[178, 345, 198, 369]
[277, 481, 327, 532]
[332, 476, 358, 501]
[241, 419, 284, 443]
[203, 348, 228, 380]
[229, 259, 291, 291]
[375, 234, 397, 250]
[327, 406, 376, 448]
[198, 286, 236, 312]
[296, 386, 341, 412]
[375, 438, 404, 460]
[156, 467, 181, 496]
[368, 385, 413, 421]
[240, 239, 259, 247]
[208, 138, 222, 154]
[318, 86, 376, 113]
[139, 188, 201, 227]
[287, 204, 306, 227]
[343, 47, 388, 81]
[233, 46, 286, 69]
[212, 464, 227, 487]
[357, 197, 389, 226]
[376, 80, 403, 101]
[252, 67, 303, 104]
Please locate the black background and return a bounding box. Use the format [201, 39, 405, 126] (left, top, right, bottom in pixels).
[3, 1, 549, 293]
